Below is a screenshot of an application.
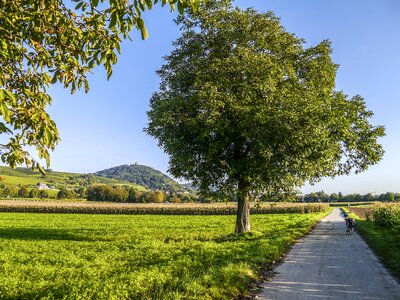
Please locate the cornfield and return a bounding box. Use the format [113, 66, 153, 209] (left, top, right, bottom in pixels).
[372, 203, 400, 232]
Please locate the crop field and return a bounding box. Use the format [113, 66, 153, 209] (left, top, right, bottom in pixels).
[0, 211, 329, 299]
[348, 207, 373, 220]
[0, 200, 328, 215]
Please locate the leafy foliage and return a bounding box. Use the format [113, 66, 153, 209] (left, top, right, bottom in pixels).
[87, 184, 128, 202]
[146, 1, 385, 232]
[0, 0, 204, 171]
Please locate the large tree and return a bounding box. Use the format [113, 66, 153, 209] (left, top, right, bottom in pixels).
[0, 0, 203, 172]
[146, 1, 385, 233]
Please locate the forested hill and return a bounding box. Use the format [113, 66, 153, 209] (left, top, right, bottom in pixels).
[95, 164, 190, 192]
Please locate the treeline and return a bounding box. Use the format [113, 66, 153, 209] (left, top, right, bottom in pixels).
[303, 191, 400, 202]
[0, 185, 86, 199]
[0, 184, 197, 203]
[86, 184, 197, 203]
[0, 185, 52, 199]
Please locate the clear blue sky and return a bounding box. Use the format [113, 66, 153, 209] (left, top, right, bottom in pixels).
[30, 1, 400, 194]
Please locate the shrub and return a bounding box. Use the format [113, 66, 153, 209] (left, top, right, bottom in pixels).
[372, 203, 400, 232]
[38, 190, 48, 199]
[18, 186, 30, 198]
[57, 188, 76, 199]
[87, 184, 128, 202]
[29, 188, 39, 198]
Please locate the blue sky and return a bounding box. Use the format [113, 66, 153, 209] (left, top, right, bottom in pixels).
[26, 1, 400, 194]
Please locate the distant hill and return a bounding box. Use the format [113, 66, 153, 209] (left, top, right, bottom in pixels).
[95, 164, 192, 192]
[0, 166, 146, 191]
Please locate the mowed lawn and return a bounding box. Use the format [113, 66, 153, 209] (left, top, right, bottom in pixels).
[0, 212, 328, 299]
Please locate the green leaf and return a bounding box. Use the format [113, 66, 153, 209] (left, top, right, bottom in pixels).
[38, 165, 46, 175]
[0, 122, 12, 134]
[45, 127, 53, 144]
[140, 26, 149, 40]
[75, 2, 84, 10]
[43, 151, 51, 168]
[109, 12, 117, 28]
[0, 102, 10, 122]
[177, 1, 184, 14]
[4, 90, 16, 104]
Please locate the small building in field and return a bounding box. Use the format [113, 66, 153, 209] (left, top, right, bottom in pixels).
[36, 182, 50, 190]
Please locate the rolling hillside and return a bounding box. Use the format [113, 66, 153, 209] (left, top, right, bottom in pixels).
[95, 164, 192, 192]
[0, 166, 146, 191]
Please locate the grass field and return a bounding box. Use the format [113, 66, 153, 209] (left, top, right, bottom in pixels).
[0, 211, 329, 299]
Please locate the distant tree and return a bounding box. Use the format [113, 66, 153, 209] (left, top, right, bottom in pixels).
[386, 192, 395, 202]
[110, 186, 128, 202]
[57, 188, 76, 199]
[169, 194, 182, 203]
[87, 184, 128, 202]
[0, 0, 204, 171]
[134, 191, 146, 203]
[329, 193, 339, 202]
[2, 186, 17, 197]
[150, 190, 165, 203]
[38, 189, 48, 199]
[146, 2, 385, 233]
[17, 186, 29, 198]
[29, 188, 38, 198]
[316, 191, 329, 202]
[75, 186, 88, 199]
[127, 188, 138, 202]
[338, 192, 344, 202]
[87, 184, 106, 201]
[346, 193, 362, 202]
[362, 193, 375, 201]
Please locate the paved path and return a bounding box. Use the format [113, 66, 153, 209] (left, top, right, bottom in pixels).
[259, 208, 400, 299]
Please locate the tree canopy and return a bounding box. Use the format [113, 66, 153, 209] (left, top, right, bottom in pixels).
[0, 0, 204, 172]
[146, 1, 385, 232]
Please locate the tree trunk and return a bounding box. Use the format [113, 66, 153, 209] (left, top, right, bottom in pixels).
[235, 183, 251, 233]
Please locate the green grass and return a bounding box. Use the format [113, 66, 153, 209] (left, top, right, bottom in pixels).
[0, 211, 328, 299]
[0, 174, 41, 186]
[355, 221, 400, 279]
[343, 207, 400, 280]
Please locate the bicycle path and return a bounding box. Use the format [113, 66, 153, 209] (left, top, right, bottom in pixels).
[259, 208, 400, 299]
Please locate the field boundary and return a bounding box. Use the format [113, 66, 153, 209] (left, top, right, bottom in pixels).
[0, 200, 328, 215]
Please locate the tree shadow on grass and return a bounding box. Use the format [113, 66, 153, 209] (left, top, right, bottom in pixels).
[0, 228, 95, 242]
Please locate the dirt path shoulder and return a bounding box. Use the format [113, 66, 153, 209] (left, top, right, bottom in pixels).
[259, 208, 400, 299]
